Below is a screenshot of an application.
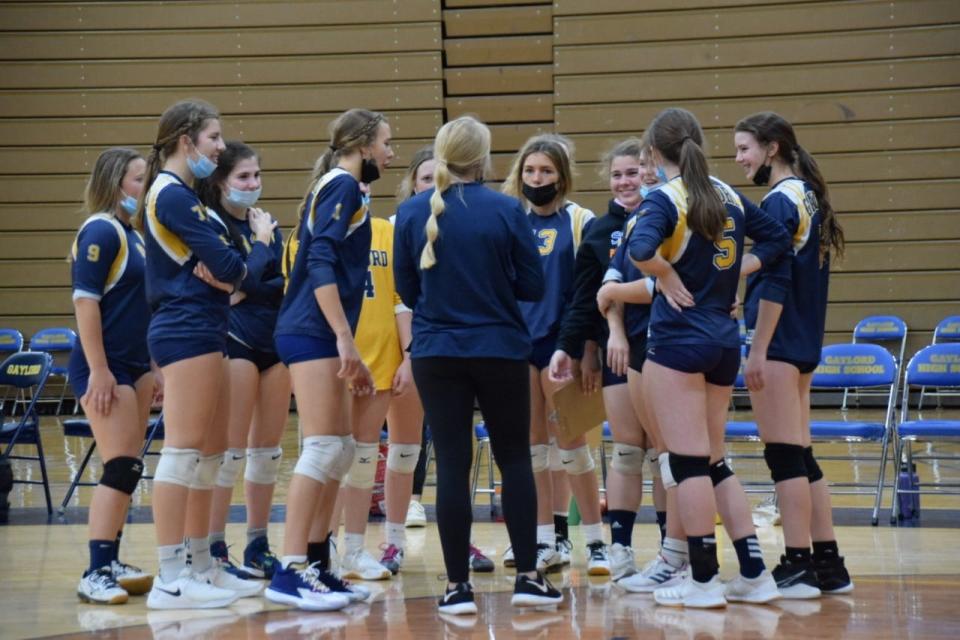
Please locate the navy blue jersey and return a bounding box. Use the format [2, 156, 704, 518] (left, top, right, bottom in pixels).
[393, 182, 545, 359]
[604, 214, 652, 340]
[71, 214, 150, 368]
[744, 177, 828, 364]
[520, 203, 595, 342]
[628, 176, 790, 349]
[275, 168, 371, 340]
[207, 209, 284, 355]
[144, 171, 260, 343]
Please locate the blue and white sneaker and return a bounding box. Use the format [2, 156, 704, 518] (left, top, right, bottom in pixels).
[209, 540, 255, 580]
[264, 564, 351, 612]
[243, 536, 280, 579]
[312, 565, 371, 603]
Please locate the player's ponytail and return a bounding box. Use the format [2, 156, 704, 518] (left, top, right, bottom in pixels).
[137, 99, 220, 232]
[420, 116, 491, 270]
[648, 108, 725, 241]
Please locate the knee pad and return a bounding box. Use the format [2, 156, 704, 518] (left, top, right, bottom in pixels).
[658, 452, 675, 488]
[100, 456, 144, 495]
[153, 447, 201, 487]
[559, 445, 595, 476]
[646, 448, 661, 479]
[610, 443, 646, 475]
[665, 452, 710, 486]
[386, 443, 420, 475]
[548, 440, 564, 472]
[709, 459, 735, 487]
[215, 448, 245, 488]
[295, 435, 346, 483]
[763, 443, 808, 483]
[530, 444, 550, 473]
[343, 441, 379, 489]
[245, 446, 282, 485]
[332, 435, 357, 482]
[804, 446, 824, 483]
[191, 453, 223, 490]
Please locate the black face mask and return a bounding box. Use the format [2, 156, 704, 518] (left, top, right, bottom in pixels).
[522, 182, 559, 207]
[361, 157, 381, 184]
[752, 163, 772, 187]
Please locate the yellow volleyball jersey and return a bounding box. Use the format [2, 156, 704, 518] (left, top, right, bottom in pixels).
[355, 217, 407, 390]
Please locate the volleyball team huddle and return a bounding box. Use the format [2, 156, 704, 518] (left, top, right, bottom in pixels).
[69, 98, 853, 615]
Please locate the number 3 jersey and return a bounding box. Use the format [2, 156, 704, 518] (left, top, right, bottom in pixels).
[628, 176, 789, 349]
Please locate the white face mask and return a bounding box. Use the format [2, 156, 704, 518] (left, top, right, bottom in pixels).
[225, 186, 261, 208]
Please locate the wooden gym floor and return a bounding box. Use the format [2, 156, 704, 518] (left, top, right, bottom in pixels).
[1, 410, 958, 639]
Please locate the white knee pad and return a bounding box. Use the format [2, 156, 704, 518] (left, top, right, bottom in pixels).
[332, 435, 357, 482]
[215, 448, 245, 488]
[659, 452, 677, 488]
[559, 445, 595, 476]
[386, 443, 420, 475]
[343, 441, 379, 489]
[530, 444, 550, 473]
[245, 446, 282, 485]
[548, 440, 564, 472]
[153, 447, 201, 487]
[647, 448, 661, 479]
[610, 443, 646, 475]
[191, 453, 223, 490]
[294, 435, 346, 483]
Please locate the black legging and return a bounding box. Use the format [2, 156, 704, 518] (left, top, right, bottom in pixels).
[412, 420, 428, 497]
[412, 356, 537, 582]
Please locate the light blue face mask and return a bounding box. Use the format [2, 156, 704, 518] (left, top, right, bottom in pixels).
[655, 166, 669, 183]
[187, 147, 217, 179]
[119, 193, 138, 215]
[226, 186, 261, 209]
[361, 193, 372, 209]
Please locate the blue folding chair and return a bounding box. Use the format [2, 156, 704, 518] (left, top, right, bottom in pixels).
[0, 351, 55, 514]
[891, 343, 960, 523]
[918, 315, 960, 410]
[0, 329, 25, 414]
[842, 316, 908, 410]
[727, 343, 899, 525]
[29, 328, 77, 415]
[470, 422, 499, 513]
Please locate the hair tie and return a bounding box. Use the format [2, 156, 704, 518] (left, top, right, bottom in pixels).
[680, 136, 693, 144]
[152, 143, 163, 152]
[329, 144, 339, 153]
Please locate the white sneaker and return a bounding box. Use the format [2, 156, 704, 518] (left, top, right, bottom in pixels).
[725, 570, 781, 604]
[609, 543, 637, 580]
[146, 568, 239, 609]
[556, 538, 573, 566]
[536, 543, 564, 573]
[753, 495, 781, 527]
[618, 555, 686, 593]
[77, 567, 129, 605]
[340, 547, 391, 581]
[503, 545, 516, 568]
[199, 562, 264, 598]
[110, 560, 153, 595]
[586, 541, 611, 576]
[405, 500, 427, 528]
[654, 574, 726, 608]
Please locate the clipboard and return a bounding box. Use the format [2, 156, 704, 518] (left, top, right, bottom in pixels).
[551, 374, 606, 447]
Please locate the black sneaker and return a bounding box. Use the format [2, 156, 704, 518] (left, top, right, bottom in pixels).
[814, 556, 854, 594]
[512, 571, 563, 607]
[438, 582, 478, 615]
[772, 555, 822, 599]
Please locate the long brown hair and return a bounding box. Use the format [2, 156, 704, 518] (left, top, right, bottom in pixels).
[137, 99, 220, 231]
[646, 108, 725, 241]
[197, 140, 259, 256]
[735, 111, 844, 261]
[396, 146, 434, 204]
[502, 134, 575, 207]
[83, 147, 142, 215]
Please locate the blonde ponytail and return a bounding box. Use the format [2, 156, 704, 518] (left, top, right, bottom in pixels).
[420, 160, 450, 269]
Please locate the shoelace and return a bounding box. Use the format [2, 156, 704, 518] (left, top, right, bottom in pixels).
[298, 564, 332, 593]
[310, 563, 353, 592]
[587, 542, 606, 560]
[111, 560, 143, 575]
[380, 544, 402, 562]
[557, 539, 573, 553]
[89, 568, 120, 589]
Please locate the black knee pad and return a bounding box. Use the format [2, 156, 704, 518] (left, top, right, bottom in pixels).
[709, 459, 735, 487]
[803, 446, 824, 483]
[100, 456, 144, 495]
[763, 443, 808, 483]
[667, 452, 711, 485]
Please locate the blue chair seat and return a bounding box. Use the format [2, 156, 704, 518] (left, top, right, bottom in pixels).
[810, 421, 885, 440]
[1, 415, 38, 438]
[475, 423, 488, 439]
[897, 420, 960, 439]
[602, 421, 611, 439]
[726, 421, 759, 438]
[63, 418, 93, 438]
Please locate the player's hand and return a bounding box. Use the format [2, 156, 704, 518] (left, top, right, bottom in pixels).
[548, 350, 575, 384]
[83, 365, 119, 417]
[744, 348, 766, 391]
[151, 368, 165, 407]
[580, 357, 601, 395]
[350, 364, 375, 397]
[730, 294, 741, 319]
[193, 262, 233, 293]
[597, 282, 618, 318]
[248, 207, 277, 245]
[391, 357, 414, 397]
[656, 267, 694, 312]
[606, 333, 629, 377]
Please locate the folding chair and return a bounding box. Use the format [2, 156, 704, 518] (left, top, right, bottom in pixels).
[29, 328, 78, 415]
[471, 422, 499, 514]
[918, 315, 960, 410]
[842, 316, 907, 410]
[0, 329, 24, 414]
[0, 351, 55, 514]
[891, 343, 960, 523]
[728, 343, 899, 525]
